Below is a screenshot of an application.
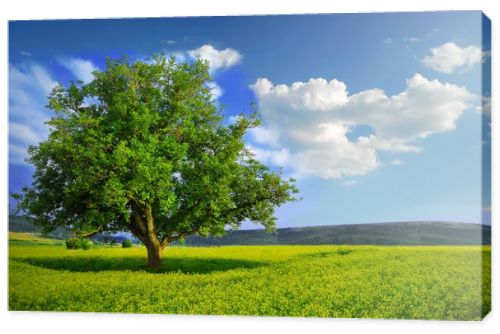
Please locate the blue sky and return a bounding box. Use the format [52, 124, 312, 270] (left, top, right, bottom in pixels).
[9, 11, 491, 227]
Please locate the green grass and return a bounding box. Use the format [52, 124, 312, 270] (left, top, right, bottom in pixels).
[8, 232, 65, 246]
[9, 238, 490, 320]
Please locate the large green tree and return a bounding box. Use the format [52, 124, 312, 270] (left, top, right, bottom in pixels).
[13, 55, 298, 268]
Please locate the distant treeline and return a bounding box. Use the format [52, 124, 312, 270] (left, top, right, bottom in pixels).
[9, 215, 70, 239]
[182, 221, 491, 246]
[9, 216, 490, 246]
[8, 215, 134, 244]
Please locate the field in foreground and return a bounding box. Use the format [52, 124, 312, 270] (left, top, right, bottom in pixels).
[9, 237, 490, 320]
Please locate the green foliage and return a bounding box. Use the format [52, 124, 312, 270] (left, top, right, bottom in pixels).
[336, 249, 351, 255]
[65, 237, 81, 250]
[122, 239, 133, 248]
[9, 244, 490, 319]
[65, 237, 92, 250]
[12, 54, 298, 265]
[9, 232, 65, 246]
[81, 239, 92, 250]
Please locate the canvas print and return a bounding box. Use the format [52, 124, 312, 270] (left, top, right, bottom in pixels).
[8, 11, 491, 320]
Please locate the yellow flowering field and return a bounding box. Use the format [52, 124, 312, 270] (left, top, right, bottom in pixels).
[9, 240, 490, 320]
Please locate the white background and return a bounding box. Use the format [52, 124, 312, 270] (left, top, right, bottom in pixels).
[0, 1, 498, 333]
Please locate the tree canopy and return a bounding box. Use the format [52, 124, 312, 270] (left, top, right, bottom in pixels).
[13, 55, 298, 267]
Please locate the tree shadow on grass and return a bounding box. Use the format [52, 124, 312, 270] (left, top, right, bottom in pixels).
[14, 256, 267, 274]
[299, 249, 354, 259]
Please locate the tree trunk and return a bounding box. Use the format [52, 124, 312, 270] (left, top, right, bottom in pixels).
[146, 242, 162, 269]
[129, 204, 164, 268]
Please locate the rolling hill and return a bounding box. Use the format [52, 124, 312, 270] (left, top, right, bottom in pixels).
[8, 215, 70, 239]
[8, 215, 129, 243]
[183, 221, 491, 246]
[9, 215, 490, 246]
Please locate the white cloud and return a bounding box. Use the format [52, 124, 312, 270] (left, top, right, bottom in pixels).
[342, 180, 359, 186]
[58, 57, 98, 83]
[247, 126, 280, 147]
[390, 159, 404, 166]
[10, 122, 45, 144]
[10, 63, 58, 96]
[252, 77, 348, 111]
[20, 51, 32, 57]
[383, 38, 392, 44]
[168, 51, 187, 63]
[422, 42, 484, 74]
[9, 63, 58, 165]
[249, 74, 475, 179]
[188, 44, 242, 71]
[207, 81, 224, 100]
[9, 143, 31, 165]
[246, 145, 290, 166]
[165, 45, 242, 98]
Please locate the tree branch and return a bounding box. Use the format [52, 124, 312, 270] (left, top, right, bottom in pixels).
[76, 226, 103, 238]
[161, 226, 206, 247]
